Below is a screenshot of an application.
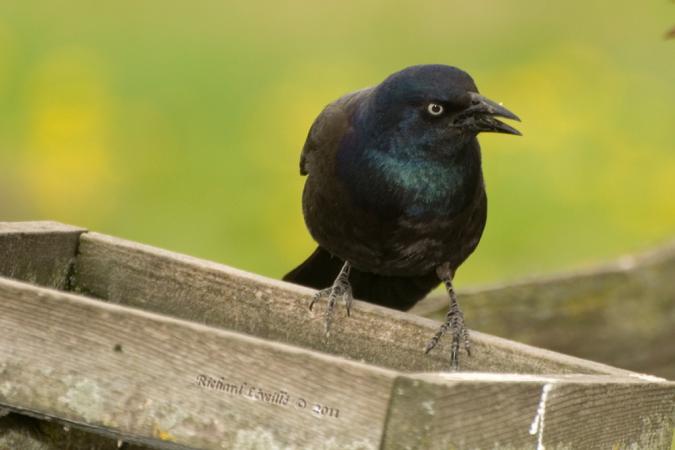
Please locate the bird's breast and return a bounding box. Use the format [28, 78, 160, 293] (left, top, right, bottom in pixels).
[372, 154, 465, 215]
[338, 148, 480, 220]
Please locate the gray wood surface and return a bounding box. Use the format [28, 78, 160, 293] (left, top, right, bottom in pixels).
[0, 277, 396, 449]
[383, 373, 674, 449]
[1, 277, 673, 449]
[0, 221, 85, 290]
[412, 240, 675, 379]
[71, 232, 634, 376]
[0, 222, 673, 449]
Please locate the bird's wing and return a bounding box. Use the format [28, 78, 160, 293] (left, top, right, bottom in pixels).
[299, 87, 373, 176]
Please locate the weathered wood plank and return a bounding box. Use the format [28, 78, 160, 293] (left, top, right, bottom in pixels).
[71, 232, 635, 376]
[412, 241, 675, 379]
[0, 221, 86, 290]
[1, 277, 673, 449]
[1, 223, 673, 448]
[0, 277, 397, 449]
[382, 373, 674, 449]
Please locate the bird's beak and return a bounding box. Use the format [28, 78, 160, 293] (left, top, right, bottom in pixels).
[454, 92, 522, 136]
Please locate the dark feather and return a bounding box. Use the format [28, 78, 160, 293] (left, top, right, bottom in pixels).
[285, 65, 517, 312]
[283, 246, 439, 311]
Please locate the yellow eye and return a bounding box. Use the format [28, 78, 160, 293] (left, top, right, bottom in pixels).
[427, 103, 444, 116]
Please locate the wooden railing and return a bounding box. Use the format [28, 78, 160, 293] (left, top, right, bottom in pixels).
[413, 240, 675, 379]
[0, 222, 673, 449]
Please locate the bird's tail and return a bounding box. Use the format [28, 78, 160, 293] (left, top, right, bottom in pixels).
[283, 246, 439, 311]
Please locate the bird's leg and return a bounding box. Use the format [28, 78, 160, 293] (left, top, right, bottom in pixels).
[309, 261, 353, 336]
[424, 263, 471, 370]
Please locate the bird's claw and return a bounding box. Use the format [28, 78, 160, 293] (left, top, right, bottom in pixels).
[425, 312, 471, 370]
[425, 273, 471, 370]
[309, 262, 353, 335]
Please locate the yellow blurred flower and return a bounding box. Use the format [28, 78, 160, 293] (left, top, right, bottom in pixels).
[20, 48, 116, 219]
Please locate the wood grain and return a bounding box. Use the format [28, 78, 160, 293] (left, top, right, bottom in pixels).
[382, 373, 674, 449]
[71, 232, 633, 376]
[412, 240, 675, 379]
[0, 222, 673, 449]
[1, 277, 673, 449]
[0, 277, 396, 449]
[0, 221, 85, 290]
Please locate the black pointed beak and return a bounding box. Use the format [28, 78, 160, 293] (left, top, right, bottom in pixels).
[454, 92, 522, 136]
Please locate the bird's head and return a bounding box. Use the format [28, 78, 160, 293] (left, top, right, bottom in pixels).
[367, 65, 520, 151]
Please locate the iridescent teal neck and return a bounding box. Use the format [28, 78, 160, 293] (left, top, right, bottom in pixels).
[371, 152, 467, 214]
[335, 98, 483, 219]
[337, 135, 482, 219]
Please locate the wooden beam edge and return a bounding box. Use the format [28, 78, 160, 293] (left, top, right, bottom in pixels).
[406, 371, 674, 386]
[78, 232, 647, 379]
[0, 276, 399, 448]
[2, 276, 671, 448]
[1, 272, 664, 387]
[0, 276, 397, 380]
[0, 406, 187, 450]
[0, 221, 87, 235]
[411, 238, 675, 316]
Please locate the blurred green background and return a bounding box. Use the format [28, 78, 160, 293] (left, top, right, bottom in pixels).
[0, 1, 673, 287]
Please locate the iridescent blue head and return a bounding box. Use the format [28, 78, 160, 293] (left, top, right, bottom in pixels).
[337, 65, 520, 218]
[364, 64, 520, 155]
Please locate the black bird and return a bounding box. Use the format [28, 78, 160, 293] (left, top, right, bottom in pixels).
[283, 64, 520, 368]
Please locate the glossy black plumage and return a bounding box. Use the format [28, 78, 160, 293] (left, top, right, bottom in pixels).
[285, 65, 521, 368]
[284, 246, 441, 311]
[284, 65, 518, 311]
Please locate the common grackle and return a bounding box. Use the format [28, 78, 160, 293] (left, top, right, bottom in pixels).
[283, 64, 521, 369]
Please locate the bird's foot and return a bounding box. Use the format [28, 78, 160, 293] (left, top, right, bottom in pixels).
[424, 303, 471, 370]
[309, 261, 352, 336]
[424, 266, 471, 370]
